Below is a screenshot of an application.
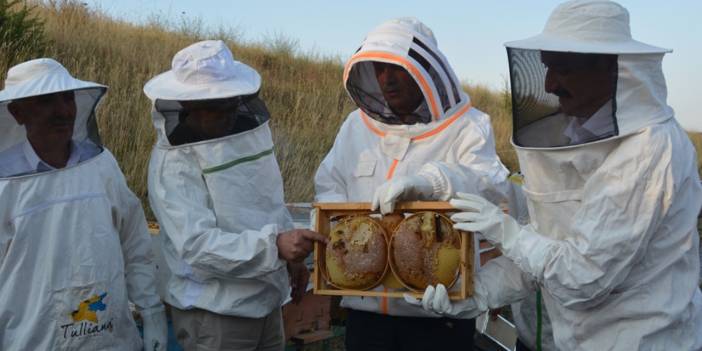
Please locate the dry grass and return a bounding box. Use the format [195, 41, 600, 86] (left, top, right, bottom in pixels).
[689, 133, 702, 174]
[464, 83, 518, 172]
[5, 1, 357, 213]
[0, 1, 518, 212]
[4, 1, 700, 220]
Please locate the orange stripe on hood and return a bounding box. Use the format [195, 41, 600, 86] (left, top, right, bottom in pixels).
[360, 110, 387, 137]
[360, 103, 471, 141]
[413, 103, 471, 141]
[344, 51, 441, 120]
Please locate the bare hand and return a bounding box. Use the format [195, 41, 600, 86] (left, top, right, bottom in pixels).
[287, 262, 310, 304]
[277, 229, 328, 262]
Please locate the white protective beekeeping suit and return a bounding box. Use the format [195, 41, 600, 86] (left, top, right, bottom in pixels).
[424, 1, 702, 350]
[0, 59, 165, 350]
[315, 17, 512, 318]
[145, 40, 294, 318]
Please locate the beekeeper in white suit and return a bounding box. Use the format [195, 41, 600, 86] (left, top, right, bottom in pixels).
[145, 40, 327, 351]
[0, 58, 167, 350]
[411, 1, 702, 350]
[315, 17, 513, 350]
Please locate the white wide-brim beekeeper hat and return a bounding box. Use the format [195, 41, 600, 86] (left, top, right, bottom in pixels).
[505, 0, 671, 54]
[0, 58, 106, 104]
[143, 39, 261, 101]
[0, 59, 107, 151]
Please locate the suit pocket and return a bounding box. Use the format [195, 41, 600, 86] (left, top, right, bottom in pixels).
[354, 160, 376, 177]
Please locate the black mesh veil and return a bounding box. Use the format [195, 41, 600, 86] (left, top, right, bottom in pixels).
[0, 87, 105, 177]
[508, 48, 619, 148]
[345, 61, 431, 125]
[78, 88, 104, 147]
[155, 93, 270, 146]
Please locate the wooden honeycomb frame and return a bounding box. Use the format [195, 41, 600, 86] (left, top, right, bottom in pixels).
[312, 201, 473, 300]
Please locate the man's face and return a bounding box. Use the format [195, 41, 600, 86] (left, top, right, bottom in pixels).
[541, 51, 617, 118]
[181, 98, 239, 140]
[8, 91, 77, 146]
[373, 61, 424, 116]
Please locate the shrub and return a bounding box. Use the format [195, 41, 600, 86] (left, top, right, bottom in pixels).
[0, 0, 47, 73]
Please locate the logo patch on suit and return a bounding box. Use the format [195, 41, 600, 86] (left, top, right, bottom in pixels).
[60, 292, 114, 340]
[71, 293, 107, 323]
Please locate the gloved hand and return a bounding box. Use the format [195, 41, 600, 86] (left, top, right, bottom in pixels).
[403, 284, 484, 319]
[371, 175, 435, 214]
[449, 192, 521, 256]
[141, 307, 168, 351]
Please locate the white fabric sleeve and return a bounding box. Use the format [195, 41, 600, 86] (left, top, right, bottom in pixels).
[314, 122, 349, 203]
[474, 256, 536, 312]
[417, 113, 511, 205]
[508, 159, 671, 311]
[109, 171, 164, 313]
[151, 158, 284, 282]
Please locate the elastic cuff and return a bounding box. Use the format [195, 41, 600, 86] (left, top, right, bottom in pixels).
[417, 163, 450, 200]
[270, 223, 288, 270]
[508, 228, 558, 281]
[138, 304, 165, 317]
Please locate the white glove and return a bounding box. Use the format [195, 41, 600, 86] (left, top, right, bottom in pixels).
[403, 284, 484, 319]
[449, 192, 522, 256]
[371, 175, 435, 214]
[141, 307, 168, 351]
[404, 257, 535, 319]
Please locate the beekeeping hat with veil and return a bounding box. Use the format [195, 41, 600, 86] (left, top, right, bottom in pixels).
[505, 0, 673, 149]
[144, 39, 270, 146]
[0, 58, 106, 176]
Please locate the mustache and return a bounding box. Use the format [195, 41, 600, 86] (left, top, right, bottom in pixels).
[50, 118, 74, 126]
[552, 88, 571, 98]
[380, 83, 399, 92]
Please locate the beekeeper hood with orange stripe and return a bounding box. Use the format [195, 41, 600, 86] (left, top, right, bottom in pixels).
[414, 1, 702, 350]
[144, 40, 298, 319]
[315, 17, 513, 318]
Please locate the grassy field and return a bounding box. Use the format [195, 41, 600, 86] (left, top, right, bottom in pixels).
[1, 1, 699, 215]
[1, 1, 362, 210]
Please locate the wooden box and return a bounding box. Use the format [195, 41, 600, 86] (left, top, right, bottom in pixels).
[282, 291, 331, 340]
[312, 201, 473, 300]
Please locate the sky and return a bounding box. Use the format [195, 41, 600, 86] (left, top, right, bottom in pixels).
[86, 0, 702, 131]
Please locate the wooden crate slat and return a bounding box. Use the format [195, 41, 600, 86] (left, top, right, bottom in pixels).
[313, 201, 457, 211]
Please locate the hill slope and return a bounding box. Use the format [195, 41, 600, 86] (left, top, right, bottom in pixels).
[3, 2, 698, 214]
